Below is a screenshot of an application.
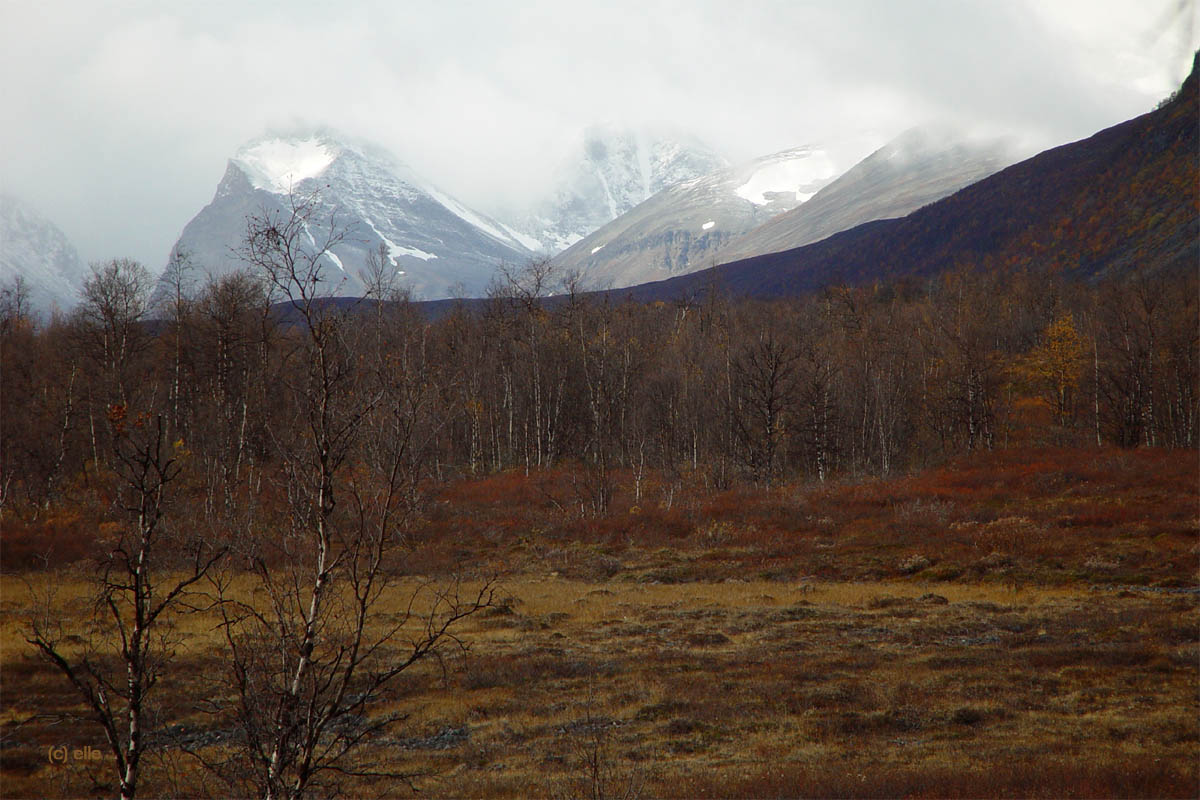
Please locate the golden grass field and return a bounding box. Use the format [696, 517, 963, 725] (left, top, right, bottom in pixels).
[2, 574, 1196, 798]
[1, 447, 1197, 798]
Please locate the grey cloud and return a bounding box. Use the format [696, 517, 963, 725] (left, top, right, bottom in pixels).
[0, 0, 1193, 272]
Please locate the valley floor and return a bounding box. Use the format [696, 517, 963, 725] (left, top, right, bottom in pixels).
[1, 447, 1197, 798]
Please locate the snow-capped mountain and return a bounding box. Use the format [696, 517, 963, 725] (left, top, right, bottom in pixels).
[717, 127, 1020, 263]
[163, 132, 533, 301]
[0, 194, 89, 314]
[502, 125, 729, 254]
[549, 145, 843, 289]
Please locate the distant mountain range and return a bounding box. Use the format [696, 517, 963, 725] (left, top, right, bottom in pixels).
[159, 126, 730, 302]
[5, 54, 1194, 316]
[616, 53, 1199, 302]
[552, 129, 1018, 290]
[149, 122, 1027, 304]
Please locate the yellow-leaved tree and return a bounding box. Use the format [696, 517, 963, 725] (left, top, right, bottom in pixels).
[1011, 312, 1089, 428]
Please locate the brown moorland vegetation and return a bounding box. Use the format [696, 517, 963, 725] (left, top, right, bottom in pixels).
[2, 446, 1196, 798]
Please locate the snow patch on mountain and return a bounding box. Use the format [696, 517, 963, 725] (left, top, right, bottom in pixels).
[392, 244, 437, 261]
[425, 186, 522, 249]
[499, 223, 542, 252]
[734, 148, 837, 205]
[362, 217, 439, 266]
[235, 137, 338, 194]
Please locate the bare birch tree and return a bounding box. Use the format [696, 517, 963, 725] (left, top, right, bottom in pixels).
[27, 412, 224, 800]
[195, 194, 494, 800]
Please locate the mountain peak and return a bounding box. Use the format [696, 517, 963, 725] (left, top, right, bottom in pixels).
[232, 135, 341, 194]
[0, 193, 89, 314]
[499, 124, 729, 254]
[162, 132, 531, 300]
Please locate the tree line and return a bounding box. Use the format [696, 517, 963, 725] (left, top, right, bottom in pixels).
[2, 211, 1197, 517]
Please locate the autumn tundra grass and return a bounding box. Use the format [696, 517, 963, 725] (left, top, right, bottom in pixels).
[1, 447, 1197, 798]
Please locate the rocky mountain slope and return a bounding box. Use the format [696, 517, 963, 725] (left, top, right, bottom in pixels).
[502, 124, 729, 254]
[163, 132, 533, 301]
[717, 127, 1017, 262]
[619, 55, 1199, 302]
[550, 145, 843, 289]
[0, 194, 89, 314]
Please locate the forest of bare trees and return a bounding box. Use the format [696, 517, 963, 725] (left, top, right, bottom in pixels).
[2, 211, 1197, 518]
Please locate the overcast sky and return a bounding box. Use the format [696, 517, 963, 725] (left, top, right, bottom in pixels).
[1, 0, 1195, 271]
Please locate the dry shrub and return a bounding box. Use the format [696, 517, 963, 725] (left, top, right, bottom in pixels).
[658, 757, 1198, 799]
[1020, 642, 1163, 670]
[0, 511, 95, 570]
[439, 468, 556, 509]
[578, 506, 694, 548]
[542, 546, 623, 580]
[1063, 507, 1142, 528]
[460, 652, 617, 691]
[812, 700, 931, 739]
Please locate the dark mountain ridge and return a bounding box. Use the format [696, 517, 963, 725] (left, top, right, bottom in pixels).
[611, 54, 1198, 302]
